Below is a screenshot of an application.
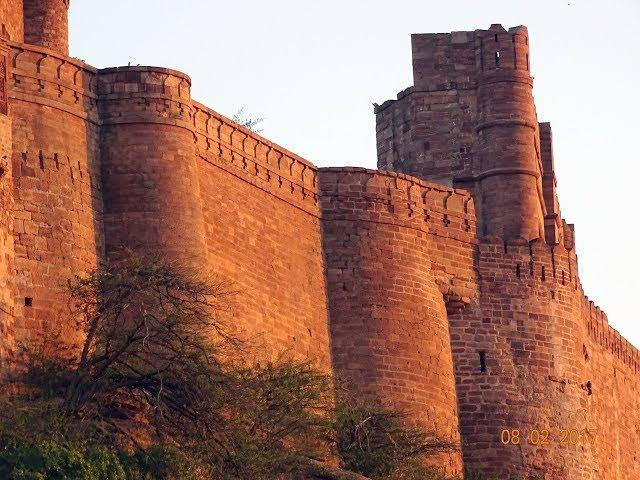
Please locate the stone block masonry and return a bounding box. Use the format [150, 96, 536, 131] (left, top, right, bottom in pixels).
[0, 1, 638, 478]
[377, 24, 640, 479]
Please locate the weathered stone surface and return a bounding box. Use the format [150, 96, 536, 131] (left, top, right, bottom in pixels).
[0, 3, 637, 478]
[377, 24, 640, 480]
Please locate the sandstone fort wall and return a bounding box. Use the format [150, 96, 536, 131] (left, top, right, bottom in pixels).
[7, 40, 103, 346]
[0, 3, 639, 478]
[193, 102, 332, 367]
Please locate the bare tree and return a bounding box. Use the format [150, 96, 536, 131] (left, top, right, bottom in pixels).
[232, 107, 264, 133]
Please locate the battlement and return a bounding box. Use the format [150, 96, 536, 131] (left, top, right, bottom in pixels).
[7, 40, 97, 121]
[410, 24, 530, 92]
[583, 296, 640, 373]
[193, 101, 320, 215]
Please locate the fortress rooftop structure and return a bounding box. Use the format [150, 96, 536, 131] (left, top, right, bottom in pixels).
[0, 3, 639, 478]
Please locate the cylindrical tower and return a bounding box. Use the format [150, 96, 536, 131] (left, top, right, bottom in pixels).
[474, 25, 545, 240]
[320, 168, 462, 477]
[98, 67, 208, 269]
[23, 0, 69, 55]
[0, 0, 24, 42]
[451, 238, 598, 478]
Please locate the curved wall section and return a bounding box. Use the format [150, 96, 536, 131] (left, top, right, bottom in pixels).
[98, 67, 208, 269]
[319, 167, 462, 477]
[23, 0, 69, 56]
[451, 238, 599, 478]
[7, 41, 103, 344]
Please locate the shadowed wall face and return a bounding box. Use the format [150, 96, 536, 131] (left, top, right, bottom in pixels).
[23, 0, 69, 55]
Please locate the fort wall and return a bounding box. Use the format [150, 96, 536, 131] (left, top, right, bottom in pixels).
[0, 37, 15, 373]
[1, 9, 639, 479]
[7, 40, 103, 344]
[378, 23, 640, 479]
[377, 25, 546, 241]
[319, 167, 465, 476]
[192, 103, 332, 367]
[582, 299, 640, 478]
[98, 67, 208, 269]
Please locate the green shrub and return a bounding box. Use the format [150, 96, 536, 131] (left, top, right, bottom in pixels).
[0, 441, 126, 480]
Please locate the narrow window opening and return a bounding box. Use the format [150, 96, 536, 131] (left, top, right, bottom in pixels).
[516, 264, 521, 278]
[494, 34, 499, 42]
[479, 351, 487, 373]
[38, 151, 44, 170]
[586, 381, 593, 395]
[54, 153, 60, 170]
[24, 297, 33, 307]
[561, 270, 566, 285]
[541, 266, 546, 281]
[495, 51, 501, 66]
[503, 241, 508, 253]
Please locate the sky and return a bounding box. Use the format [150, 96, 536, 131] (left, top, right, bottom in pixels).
[69, 0, 640, 346]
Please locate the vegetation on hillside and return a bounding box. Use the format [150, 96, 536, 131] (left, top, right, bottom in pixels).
[0, 252, 464, 480]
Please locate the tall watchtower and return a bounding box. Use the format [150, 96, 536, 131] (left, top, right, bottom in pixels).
[375, 25, 553, 242]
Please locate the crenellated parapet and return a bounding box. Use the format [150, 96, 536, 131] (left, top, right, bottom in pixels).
[583, 297, 640, 373]
[193, 102, 320, 215]
[97, 66, 192, 127]
[319, 167, 478, 307]
[377, 24, 549, 242]
[7, 41, 97, 122]
[2, 8, 640, 478]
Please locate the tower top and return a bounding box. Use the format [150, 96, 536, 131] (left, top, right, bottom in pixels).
[411, 24, 530, 90]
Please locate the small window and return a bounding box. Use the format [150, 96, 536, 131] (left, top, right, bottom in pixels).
[495, 51, 501, 66]
[24, 297, 33, 307]
[479, 351, 487, 373]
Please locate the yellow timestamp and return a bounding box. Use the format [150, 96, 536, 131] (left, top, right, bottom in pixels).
[499, 428, 596, 446]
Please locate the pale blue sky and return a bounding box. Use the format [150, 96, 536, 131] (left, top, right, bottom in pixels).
[70, 0, 640, 346]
